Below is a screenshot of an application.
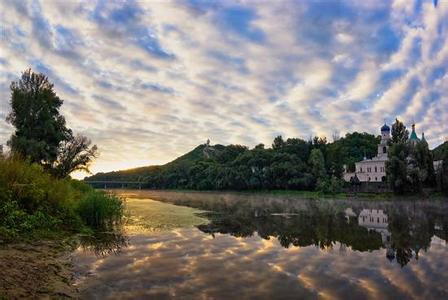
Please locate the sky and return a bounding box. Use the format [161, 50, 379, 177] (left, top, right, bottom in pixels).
[0, 0, 447, 178]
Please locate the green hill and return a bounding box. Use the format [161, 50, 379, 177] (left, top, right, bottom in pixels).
[85, 143, 228, 183]
[84, 132, 383, 191]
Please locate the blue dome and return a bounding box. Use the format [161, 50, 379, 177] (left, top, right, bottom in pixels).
[381, 123, 390, 132]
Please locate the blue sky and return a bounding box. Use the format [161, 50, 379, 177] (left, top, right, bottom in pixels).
[0, 0, 447, 176]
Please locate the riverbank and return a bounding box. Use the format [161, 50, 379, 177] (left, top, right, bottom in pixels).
[0, 238, 77, 299]
[98, 188, 447, 201]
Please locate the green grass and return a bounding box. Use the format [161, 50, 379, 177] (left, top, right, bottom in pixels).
[76, 191, 124, 228]
[0, 156, 125, 241]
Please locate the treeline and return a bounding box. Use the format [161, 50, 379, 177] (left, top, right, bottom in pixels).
[87, 132, 380, 194]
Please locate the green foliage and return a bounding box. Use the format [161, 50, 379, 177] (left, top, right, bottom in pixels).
[272, 135, 285, 150]
[317, 176, 344, 194]
[328, 132, 380, 172]
[308, 149, 326, 180]
[7, 69, 70, 166]
[386, 143, 409, 194]
[391, 118, 409, 144]
[6, 69, 97, 178]
[76, 191, 124, 228]
[386, 119, 436, 194]
[86, 132, 382, 192]
[0, 157, 124, 240]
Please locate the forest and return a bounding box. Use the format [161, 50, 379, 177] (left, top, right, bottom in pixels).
[87, 129, 448, 195]
[87, 133, 378, 193]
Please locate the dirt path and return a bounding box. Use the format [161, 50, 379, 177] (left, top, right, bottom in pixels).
[0, 239, 78, 299]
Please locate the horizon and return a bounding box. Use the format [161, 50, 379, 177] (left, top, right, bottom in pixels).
[1, 0, 447, 178]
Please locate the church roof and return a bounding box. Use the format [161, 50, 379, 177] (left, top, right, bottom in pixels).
[381, 123, 390, 132]
[410, 124, 419, 141]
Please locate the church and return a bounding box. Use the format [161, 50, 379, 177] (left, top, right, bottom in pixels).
[343, 122, 423, 183]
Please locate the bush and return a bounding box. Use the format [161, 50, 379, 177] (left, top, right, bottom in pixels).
[0, 156, 124, 240]
[317, 176, 343, 195]
[76, 191, 124, 229]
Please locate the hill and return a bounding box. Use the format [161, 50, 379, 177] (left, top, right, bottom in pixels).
[85, 132, 381, 191]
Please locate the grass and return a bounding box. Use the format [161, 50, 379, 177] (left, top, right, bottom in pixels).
[0, 156, 125, 242]
[76, 191, 124, 228]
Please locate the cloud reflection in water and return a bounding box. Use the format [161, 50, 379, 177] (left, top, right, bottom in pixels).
[73, 193, 448, 299]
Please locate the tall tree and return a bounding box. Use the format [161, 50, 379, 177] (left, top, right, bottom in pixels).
[7, 69, 71, 167]
[308, 149, 326, 181]
[387, 119, 412, 194]
[413, 139, 435, 187]
[390, 118, 409, 144]
[386, 142, 409, 194]
[7, 69, 97, 178]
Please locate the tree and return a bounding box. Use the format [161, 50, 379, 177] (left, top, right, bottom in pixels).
[391, 118, 409, 144]
[387, 119, 413, 194]
[7, 69, 98, 178]
[413, 139, 435, 187]
[52, 134, 98, 178]
[7, 69, 71, 167]
[308, 149, 326, 182]
[387, 141, 409, 194]
[272, 135, 285, 150]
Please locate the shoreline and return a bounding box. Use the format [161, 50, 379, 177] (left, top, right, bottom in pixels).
[0, 238, 78, 299]
[100, 188, 447, 201]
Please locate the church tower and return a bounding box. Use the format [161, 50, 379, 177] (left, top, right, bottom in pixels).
[378, 123, 390, 158]
[409, 123, 419, 145]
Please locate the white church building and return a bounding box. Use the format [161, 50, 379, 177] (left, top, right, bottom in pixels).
[343, 123, 391, 183]
[343, 122, 426, 183]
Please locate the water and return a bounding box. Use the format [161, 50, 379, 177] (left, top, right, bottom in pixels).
[73, 191, 448, 299]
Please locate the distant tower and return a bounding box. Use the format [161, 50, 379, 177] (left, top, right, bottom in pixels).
[378, 123, 390, 158]
[206, 139, 210, 146]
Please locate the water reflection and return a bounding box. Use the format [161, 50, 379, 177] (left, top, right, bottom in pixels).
[73, 191, 448, 299]
[191, 199, 447, 267]
[78, 232, 129, 257]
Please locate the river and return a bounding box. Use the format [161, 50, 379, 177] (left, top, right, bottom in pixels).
[73, 190, 448, 299]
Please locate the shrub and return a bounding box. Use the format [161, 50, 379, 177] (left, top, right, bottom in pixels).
[0, 156, 124, 240]
[317, 176, 343, 195]
[76, 191, 124, 229]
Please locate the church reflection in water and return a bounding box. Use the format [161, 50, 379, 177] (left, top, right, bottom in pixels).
[191, 198, 448, 267]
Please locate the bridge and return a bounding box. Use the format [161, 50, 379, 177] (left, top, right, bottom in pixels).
[84, 181, 144, 189]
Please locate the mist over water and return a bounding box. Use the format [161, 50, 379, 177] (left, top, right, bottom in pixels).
[73, 191, 448, 299]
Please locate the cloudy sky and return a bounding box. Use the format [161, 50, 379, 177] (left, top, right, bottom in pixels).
[1, 0, 447, 177]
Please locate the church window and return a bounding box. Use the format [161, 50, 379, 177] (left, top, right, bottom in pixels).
[375, 166, 377, 172]
[383, 146, 387, 154]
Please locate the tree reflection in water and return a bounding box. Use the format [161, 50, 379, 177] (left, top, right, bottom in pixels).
[187, 199, 448, 267]
[78, 231, 129, 257]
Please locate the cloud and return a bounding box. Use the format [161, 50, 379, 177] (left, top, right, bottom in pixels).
[0, 0, 447, 176]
